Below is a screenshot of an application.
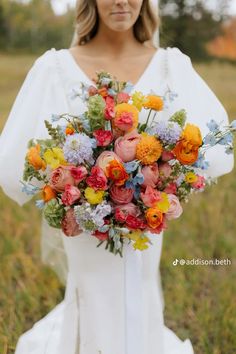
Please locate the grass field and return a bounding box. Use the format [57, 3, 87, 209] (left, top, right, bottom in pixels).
[0, 52, 235, 354]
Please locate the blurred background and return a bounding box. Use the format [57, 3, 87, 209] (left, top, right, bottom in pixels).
[0, 1, 235, 353]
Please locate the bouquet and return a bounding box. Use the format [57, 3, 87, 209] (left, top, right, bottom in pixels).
[21, 71, 236, 256]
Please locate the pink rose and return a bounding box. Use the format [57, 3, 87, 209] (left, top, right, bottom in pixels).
[96, 151, 122, 173]
[69, 166, 88, 183]
[114, 129, 141, 162]
[61, 184, 81, 206]
[191, 175, 205, 190]
[93, 129, 113, 147]
[86, 166, 108, 191]
[166, 194, 183, 220]
[141, 162, 159, 188]
[114, 203, 140, 223]
[104, 96, 115, 120]
[61, 208, 82, 236]
[161, 150, 175, 162]
[114, 112, 133, 131]
[140, 185, 162, 207]
[49, 166, 76, 192]
[158, 162, 172, 180]
[164, 182, 177, 194]
[117, 92, 130, 104]
[110, 185, 134, 204]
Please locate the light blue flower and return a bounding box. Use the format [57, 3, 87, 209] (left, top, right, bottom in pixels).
[63, 133, 96, 165]
[124, 160, 139, 173]
[218, 132, 233, 145]
[193, 153, 210, 170]
[206, 119, 219, 133]
[35, 199, 45, 209]
[21, 182, 41, 195]
[203, 134, 217, 146]
[107, 88, 116, 97]
[229, 119, 236, 130]
[123, 82, 134, 93]
[51, 114, 61, 122]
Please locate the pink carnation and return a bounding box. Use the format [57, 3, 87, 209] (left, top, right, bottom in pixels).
[69, 166, 88, 184]
[93, 129, 113, 147]
[86, 166, 108, 191]
[114, 112, 133, 131]
[117, 92, 130, 104]
[104, 96, 115, 120]
[140, 185, 162, 207]
[191, 175, 206, 190]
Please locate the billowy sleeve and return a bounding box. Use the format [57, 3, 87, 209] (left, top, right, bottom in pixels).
[166, 47, 234, 179]
[0, 48, 69, 205]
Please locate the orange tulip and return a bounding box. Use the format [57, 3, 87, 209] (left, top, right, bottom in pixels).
[42, 185, 57, 202]
[27, 144, 46, 170]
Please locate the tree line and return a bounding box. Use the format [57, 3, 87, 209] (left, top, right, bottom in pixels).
[0, 0, 233, 61]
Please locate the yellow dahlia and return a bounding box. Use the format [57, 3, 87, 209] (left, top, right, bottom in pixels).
[143, 95, 164, 111]
[125, 230, 150, 251]
[84, 187, 104, 204]
[136, 133, 162, 165]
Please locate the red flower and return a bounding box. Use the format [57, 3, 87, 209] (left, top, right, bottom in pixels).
[92, 220, 110, 241]
[86, 166, 108, 191]
[104, 96, 115, 120]
[125, 215, 147, 230]
[93, 129, 113, 147]
[117, 92, 130, 104]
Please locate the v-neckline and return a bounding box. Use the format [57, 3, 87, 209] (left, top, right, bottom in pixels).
[65, 47, 163, 89]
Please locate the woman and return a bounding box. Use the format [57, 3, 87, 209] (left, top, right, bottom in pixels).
[0, 1, 233, 353]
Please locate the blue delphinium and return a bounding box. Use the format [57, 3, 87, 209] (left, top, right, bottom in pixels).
[21, 182, 41, 195]
[206, 119, 220, 133]
[63, 133, 96, 165]
[193, 152, 210, 170]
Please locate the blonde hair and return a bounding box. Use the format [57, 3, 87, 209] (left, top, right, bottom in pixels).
[70, 0, 160, 47]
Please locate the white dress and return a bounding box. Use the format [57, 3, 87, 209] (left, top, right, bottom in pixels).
[0, 47, 233, 354]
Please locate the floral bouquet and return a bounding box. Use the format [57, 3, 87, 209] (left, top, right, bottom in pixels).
[21, 71, 236, 256]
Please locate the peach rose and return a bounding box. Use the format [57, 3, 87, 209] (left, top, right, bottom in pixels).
[110, 185, 134, 204]
[114, 129, 141, 162]
[140, 185, 162, 207]
[95, 151, 122, 173]
[49, 166, 76, 192]
[166, 194, 183, 220]
[141, 162, 159, 188]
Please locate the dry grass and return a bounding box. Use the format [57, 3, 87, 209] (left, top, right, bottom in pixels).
[0, 53, 235, 354]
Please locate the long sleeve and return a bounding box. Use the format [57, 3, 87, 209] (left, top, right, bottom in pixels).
[166, 47, 234, 179]
[0, 48, 69, 206]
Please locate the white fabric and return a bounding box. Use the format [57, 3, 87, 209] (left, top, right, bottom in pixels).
[0, 46, 233, 354]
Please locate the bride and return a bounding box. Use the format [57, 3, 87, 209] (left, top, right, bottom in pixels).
[0, 0, 233, 353]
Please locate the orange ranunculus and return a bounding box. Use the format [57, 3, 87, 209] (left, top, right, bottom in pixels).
[145, 207, 163, 229]
[27, 144, 46, 170]
[136, 133, 162, 165]
[181, 123, 202, 148]
[42, 185, 57, 202]
[143, 95, 164, 111]
[106, 160, 129, 186]
[172, 141, 199, 165]
[98, 87, 108, 97]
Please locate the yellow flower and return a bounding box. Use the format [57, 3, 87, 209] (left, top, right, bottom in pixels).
[181, 123, 202, 148]
[85, 187, 104, 204]
[44, 148, 67, 169]
[125, 230, 150, 251]
[136, 132, 162, 165]
[155, 192, 170, 213]
[131, 91, 146, 111]
[143, 95, 164, 111]
[185, 172, 198, 183]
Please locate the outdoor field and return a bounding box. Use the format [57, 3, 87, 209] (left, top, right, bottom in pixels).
[0, 52, 235, 354]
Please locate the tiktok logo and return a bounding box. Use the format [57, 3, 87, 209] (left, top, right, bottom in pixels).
[173, 258, 179, 266]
